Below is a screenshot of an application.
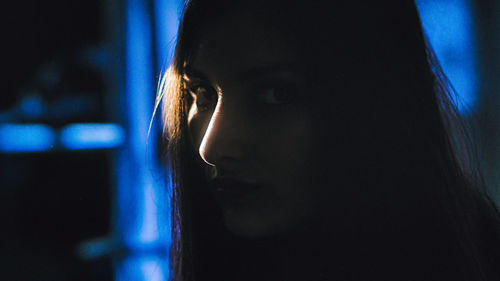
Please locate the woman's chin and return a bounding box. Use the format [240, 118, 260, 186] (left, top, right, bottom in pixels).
[221, 205, 309, 238]
[221, 208, 274, 237]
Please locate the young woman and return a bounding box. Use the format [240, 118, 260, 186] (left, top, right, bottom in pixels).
[158, 0, 500, 280]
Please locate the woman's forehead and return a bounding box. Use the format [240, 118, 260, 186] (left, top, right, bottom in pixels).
[184, 0, 420, 83]
[190, 12, 303, 81]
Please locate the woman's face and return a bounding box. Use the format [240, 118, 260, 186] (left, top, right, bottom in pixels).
[186, 11, 339, 237]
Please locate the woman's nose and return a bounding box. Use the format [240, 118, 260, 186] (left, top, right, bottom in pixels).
[198, 97, 245, 167]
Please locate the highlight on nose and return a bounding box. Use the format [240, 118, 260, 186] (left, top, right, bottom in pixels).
[196, 92, 244, 169]
[198, 104, 219, 166]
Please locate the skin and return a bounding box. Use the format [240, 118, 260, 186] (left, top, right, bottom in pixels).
[186, 11, 335, 238]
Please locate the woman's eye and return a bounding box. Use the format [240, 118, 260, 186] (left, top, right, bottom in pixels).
[189, 86, 218, 111]
[257, 86, 293, 105]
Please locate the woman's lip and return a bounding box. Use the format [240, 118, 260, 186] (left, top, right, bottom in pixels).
[209, 178, 264, 208]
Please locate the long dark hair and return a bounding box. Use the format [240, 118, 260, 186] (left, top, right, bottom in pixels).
[157, 1, 500, 280]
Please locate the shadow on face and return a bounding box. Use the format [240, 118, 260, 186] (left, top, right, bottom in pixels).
[183, 0, 436, 238]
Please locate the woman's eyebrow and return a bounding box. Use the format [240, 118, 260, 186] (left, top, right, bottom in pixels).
[184, 63, 302, 84]
[183, 67, 209, 82]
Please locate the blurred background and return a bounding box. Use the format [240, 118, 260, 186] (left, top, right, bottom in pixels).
[1, 0, 499, 280]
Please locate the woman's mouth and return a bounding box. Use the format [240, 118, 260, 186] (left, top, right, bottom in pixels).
[209, 178, 264, 208]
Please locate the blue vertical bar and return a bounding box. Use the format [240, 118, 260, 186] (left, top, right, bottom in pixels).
[154, 0, 181, 72]
[152, 0, 181, 276]
[115, 0, 172, 279]
[416, 0, 478, 114]
[115, 255, 169, 281]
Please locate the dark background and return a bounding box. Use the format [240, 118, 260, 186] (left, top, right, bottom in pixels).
[1, 0, 112, 280]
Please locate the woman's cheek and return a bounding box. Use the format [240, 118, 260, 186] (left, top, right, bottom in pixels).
[188, 108, 212, 151]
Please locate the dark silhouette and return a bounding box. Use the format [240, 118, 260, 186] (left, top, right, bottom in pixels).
[158, 1, 500, 280]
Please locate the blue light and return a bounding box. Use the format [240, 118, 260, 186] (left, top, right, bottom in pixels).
[60, 123, 125, 150]
[115, 255, 169, 281]
[112, 0, 179, 279]
[140, 257, 168, 281]
[154, 0, 181, 72]
[117, 0, 157, 248]
[0, 124, 55, 152]
[139, 183, 161, 244]
[416, 0, 477, 114]
[113, 0, 173, 280]
[19, 95, 45, 119]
